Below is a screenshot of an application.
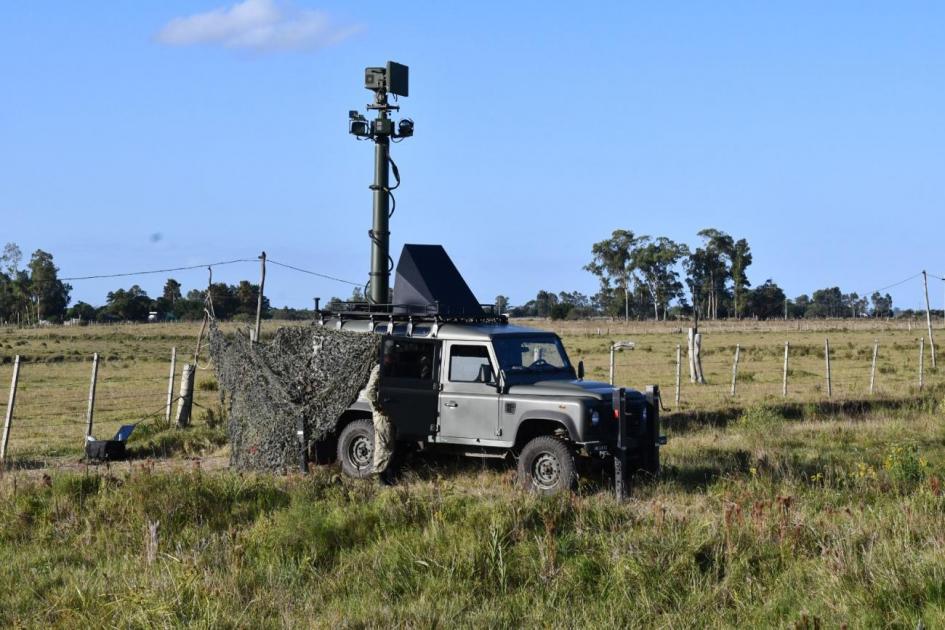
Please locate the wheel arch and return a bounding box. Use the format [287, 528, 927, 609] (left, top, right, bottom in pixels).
[514, 412, 578, 450]
[311, 409, 372, 465]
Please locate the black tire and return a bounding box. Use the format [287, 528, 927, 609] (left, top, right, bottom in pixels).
[337, 419, 374, 479]
[517, 436, 576, 495]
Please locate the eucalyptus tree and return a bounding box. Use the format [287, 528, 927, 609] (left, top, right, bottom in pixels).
[631, 237, 688, 320]
[585, 229, 640, 321]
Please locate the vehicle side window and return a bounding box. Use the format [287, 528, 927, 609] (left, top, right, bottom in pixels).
[449, 345, 493, 383]
[381, 339, 436, 381]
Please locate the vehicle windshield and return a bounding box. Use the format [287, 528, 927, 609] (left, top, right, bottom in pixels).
[492, 335, 572, 375]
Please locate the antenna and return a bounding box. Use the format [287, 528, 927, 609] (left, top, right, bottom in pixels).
[349, 61, 414, 307]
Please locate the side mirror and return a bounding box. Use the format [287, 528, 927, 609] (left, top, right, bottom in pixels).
[577, 360, 585, 380]
[478, 363, 495, 385]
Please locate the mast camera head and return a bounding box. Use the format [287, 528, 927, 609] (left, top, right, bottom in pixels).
[364, 61, 409, 97]
[348, 110, 370, 137]
[397, 119, 414, 138]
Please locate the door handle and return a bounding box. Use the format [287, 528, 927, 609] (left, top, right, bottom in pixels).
[444, 401, 458, 408]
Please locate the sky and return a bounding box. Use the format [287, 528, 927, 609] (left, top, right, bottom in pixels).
[2, 1, 944, 310]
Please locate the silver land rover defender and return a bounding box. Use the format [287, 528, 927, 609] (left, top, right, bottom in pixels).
[317, 314, 664, 494]
[315, 244, 665, 495]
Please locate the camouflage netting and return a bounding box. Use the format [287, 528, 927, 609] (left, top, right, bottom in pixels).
[209, 323, 381, 471]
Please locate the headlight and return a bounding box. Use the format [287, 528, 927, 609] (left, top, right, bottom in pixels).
[590, 410, 600, 426]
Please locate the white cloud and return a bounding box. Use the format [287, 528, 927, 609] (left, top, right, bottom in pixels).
[156, 0, 360, 52]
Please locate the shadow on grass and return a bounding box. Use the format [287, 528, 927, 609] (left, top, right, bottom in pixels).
[0, 458, 51, 472]
[125, 423, 227, 460]
[666, 389, 942, 435]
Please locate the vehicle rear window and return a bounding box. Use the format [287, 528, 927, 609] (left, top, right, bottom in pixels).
[381, 339, 436, 380]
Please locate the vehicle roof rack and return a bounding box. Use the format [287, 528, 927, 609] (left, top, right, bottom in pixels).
[316, 301, 508, 326]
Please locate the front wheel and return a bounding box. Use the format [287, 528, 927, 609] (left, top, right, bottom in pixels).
[337, 419, 375, 478]
[517, 436, 576, 495]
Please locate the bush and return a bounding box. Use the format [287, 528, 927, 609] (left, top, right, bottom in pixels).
[734, 404, 783, 431]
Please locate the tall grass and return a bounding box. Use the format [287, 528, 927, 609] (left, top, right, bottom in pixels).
[1, 392, 943, 627]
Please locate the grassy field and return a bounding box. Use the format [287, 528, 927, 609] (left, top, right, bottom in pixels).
[0, 318, 943, 626]
[0, 389, 943, 627]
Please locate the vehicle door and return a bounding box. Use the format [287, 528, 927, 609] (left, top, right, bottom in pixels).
[378, 336, 440, 440]
[438, 341, 501, 441]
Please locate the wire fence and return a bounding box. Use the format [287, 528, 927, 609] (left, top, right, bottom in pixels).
[604, 331, 941, 411]
[0, 349, 221, 466]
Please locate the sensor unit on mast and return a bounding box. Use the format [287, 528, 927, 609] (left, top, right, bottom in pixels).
[349, 61, 414, 306]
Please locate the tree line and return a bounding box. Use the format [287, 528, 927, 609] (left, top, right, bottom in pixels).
[0, 238, 924, 325]
[501, 228, 908, 321]
[0, 242, 270, 324]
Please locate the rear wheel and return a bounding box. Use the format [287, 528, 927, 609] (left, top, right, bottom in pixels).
[337, 419, 374, 478]
[517, 436, 576, 495]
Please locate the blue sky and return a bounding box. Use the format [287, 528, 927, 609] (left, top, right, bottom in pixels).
[2, 1, 944, 309]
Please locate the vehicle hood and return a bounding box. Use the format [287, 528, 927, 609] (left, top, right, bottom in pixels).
[506, 379, 616, 400]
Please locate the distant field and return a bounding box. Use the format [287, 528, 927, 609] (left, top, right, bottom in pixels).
[0, 317, 941, 463]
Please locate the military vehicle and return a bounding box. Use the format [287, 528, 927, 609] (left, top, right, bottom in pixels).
[315, 245, 665, 495]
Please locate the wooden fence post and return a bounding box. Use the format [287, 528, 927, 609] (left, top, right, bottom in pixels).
[730, 344, 741, 396]
[164, 347, 177, 425]
[1, 356, 21, 463]
[85, 353, 99, 438]
[922, 271, 936, 368]
[919, 337, 925, 390]
[674, 344, 681, 405]
[176, 364, 195, 428]
[254, 251, 267, 344]
[609, 345, 615, 386]
[824, 338, 832, 398]
[782, 342, 789, 397]
[869, 341, 879, 395]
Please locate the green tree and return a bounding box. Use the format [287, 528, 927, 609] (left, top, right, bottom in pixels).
[1, 243, 22, 277]
[747, 280, 786, 319]
[66, 301, 97, 321]
[207, 283, 238, 319]
[163, 278, 182, 304]
[28, 250, 71, 322]
[870, 292, 893, 317]
[494, 295, 509, 314]
[631, 236, 688, 320]
[729, 238, 752, 318]
[685, 230, 732, 320]
[233, 280, 270, 320]
[534, 290, 559, 318]
[585, 230, 640, 321]
[806, 287, 844, 318]
[105, 285, 152, 321]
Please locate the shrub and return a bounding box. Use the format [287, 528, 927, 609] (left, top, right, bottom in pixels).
[734, 404, 783, 431]
[882, 445, 929, 488]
